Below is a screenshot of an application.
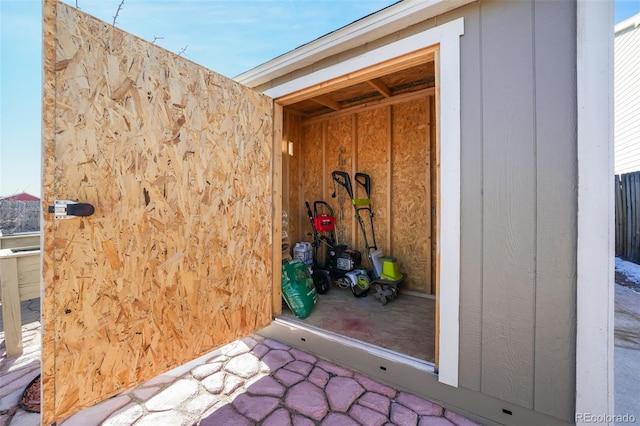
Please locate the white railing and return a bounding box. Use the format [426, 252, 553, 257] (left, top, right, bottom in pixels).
[0, 233, 41, 357]
[0, 232, 40, 251]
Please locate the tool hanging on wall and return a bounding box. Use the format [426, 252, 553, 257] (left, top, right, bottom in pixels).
[331, 171, 404, 305]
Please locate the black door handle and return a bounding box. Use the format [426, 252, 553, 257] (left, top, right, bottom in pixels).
[48, 200, 95, 219]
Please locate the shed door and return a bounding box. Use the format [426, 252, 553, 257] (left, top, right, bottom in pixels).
[41, 1, 274, 423]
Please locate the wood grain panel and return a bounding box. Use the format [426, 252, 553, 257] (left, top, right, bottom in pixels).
[43, 2, 273, 422]
[326, 116, 355, 245]
[300, 122, 325, 241]
[356, 107, 389, 262]
[292, 99, 432, 291]
[532, 1, 577, 421]
[391, 100, 431, 292]
[480, 0, 536, 409]
[285, 111, 302, 245]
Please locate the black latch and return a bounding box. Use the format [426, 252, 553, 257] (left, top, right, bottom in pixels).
[47, 200, 95, 219]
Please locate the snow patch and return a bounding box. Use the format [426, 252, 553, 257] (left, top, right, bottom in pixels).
[615, 257, 640, 283]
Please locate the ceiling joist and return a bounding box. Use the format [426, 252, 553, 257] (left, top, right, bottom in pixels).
[367, 78, 391, 98]
[276, 46, 436, 106]
[310, 95, 342, 111]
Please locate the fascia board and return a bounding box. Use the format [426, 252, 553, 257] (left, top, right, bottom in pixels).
[234, 0, 474, 88]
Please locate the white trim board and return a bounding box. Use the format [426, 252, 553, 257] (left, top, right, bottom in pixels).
[575, 0, 615, 421]
[267, 17, 465, 389]
[262, 18, 464, 101]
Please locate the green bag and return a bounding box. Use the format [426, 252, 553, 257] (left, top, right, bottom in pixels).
[282, 260, 318, 319]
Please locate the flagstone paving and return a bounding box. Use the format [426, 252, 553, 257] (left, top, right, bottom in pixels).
[2, 316, 482, 425]
[57, 335, 480, 425]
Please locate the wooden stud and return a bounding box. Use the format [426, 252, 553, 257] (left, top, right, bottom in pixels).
[425, 96, 432, 295]
[282, 112, 290, 216]
[352, 114, 358, 243]
[294, 116, 305, 243]
[386, 105, 392, 252]
[322, 122, 327, 200]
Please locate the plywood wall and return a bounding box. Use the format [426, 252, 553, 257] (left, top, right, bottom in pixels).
[283, 112, 302, 251]
[290, 94, 433, 293]
[391, 100, 431, 293]
[356, 108, 390, 257]
[326, 116, 355, 244]
[42, 1, 273, 423]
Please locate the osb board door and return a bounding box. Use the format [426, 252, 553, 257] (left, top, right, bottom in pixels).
[41, 1, 274, 423]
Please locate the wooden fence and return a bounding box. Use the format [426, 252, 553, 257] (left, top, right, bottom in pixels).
[615, 171, 640, 264]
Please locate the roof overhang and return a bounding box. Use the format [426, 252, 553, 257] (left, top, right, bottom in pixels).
[234, 0, 475, 88]
[615, 12, 640, 36]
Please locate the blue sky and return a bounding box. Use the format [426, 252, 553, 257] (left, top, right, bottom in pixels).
[1, 0, 639, 198]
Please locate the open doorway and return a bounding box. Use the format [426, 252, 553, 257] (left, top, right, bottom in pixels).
[276, 55, 439, 365]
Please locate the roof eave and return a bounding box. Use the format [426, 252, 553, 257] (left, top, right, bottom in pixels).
[615, 12, 640, 36]
[234, 0, 474, 88]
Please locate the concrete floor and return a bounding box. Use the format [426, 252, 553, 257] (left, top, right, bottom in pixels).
[281, 288, 435, 362]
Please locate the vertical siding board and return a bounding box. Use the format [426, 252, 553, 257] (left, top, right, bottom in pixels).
[480, 0, 536, 408]
[623, 174, 629, 258]
[457, 1, 484, 392]
[532, 1, 577, 421]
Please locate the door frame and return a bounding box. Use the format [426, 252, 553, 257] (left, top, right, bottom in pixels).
[575, 0, 615, 416]
[267, 17, 464, 388]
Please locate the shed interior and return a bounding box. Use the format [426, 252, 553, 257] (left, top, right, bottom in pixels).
[277, 57, 439, 364]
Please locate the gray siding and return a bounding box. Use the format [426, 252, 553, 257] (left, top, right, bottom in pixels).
[428, 0, 577, 420]
[456, 0, 576, 420]
[254, 0, 578, 422]
[479, 0, 538, 409]
[532, 1, 576, 418]
[457, 1, 484, 395]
